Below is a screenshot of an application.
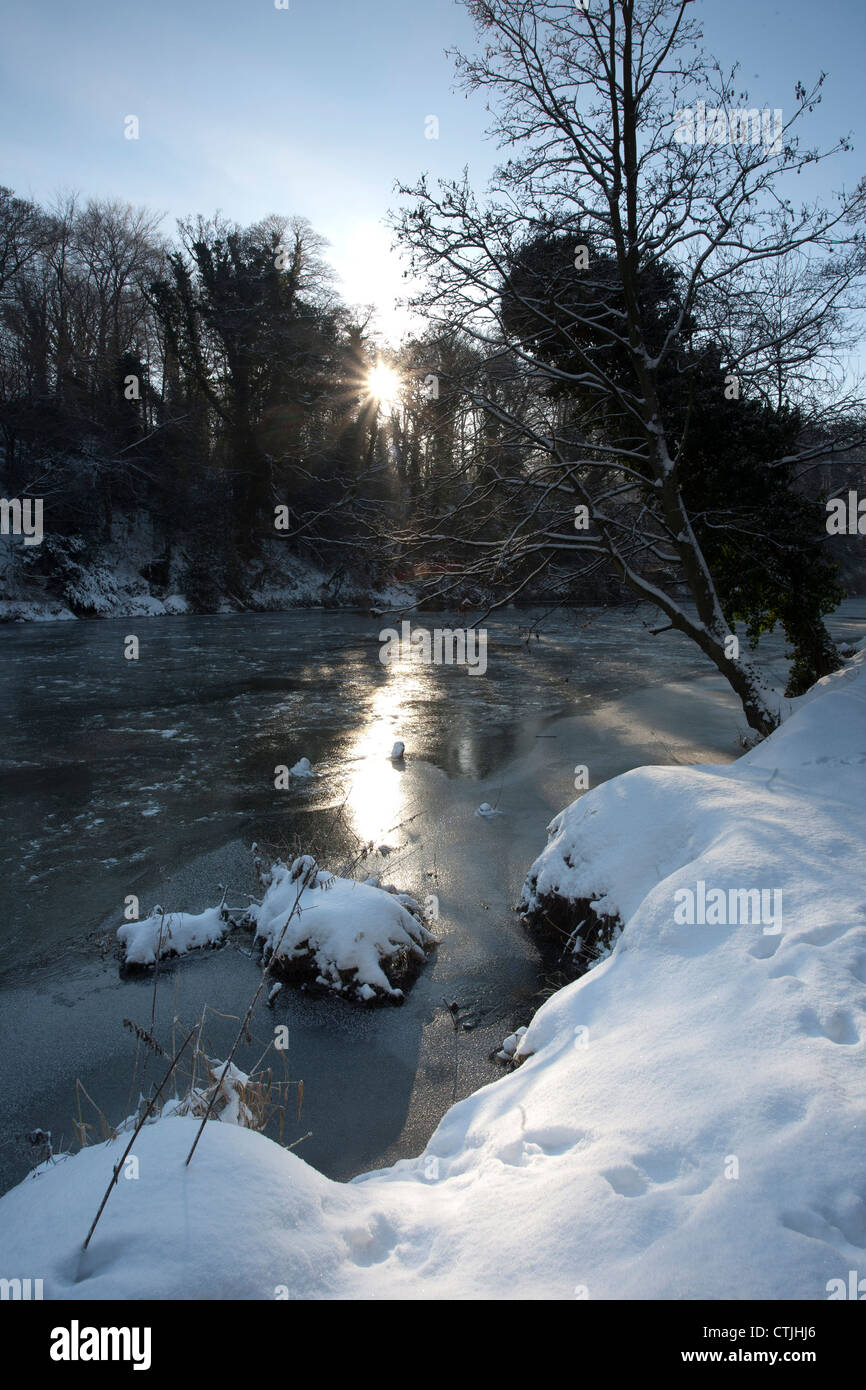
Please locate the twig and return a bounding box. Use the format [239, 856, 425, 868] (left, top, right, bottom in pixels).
[82, 1027, 196, 1251]
[184, 864, 315, 1167]
[151, 908, 166, 1035]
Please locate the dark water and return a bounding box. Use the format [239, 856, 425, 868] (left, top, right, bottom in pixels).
[0, 602, 863, 1196]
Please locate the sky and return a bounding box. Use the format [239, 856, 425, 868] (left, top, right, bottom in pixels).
[1, 0, 864, 343]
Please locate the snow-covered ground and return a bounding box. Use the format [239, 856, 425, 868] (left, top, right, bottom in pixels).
[2, 646, 864, 1299]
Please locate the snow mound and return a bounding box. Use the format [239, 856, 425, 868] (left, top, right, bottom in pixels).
[117, 907, 226, 966]
[0, 1118, 352, 1301]
[250, 858, 434, 1002]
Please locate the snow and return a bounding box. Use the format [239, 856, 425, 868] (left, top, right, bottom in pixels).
[117, 906, 226, 966]
[0, 598, 77, 622]
[518, 652, 864, 952]
[166, 1057, 257, 1129]
[250, 858, 434, 1001]
[117, 859, 434, 999]
[0, 592, 187, 624]
[0, 524, 416, 622]
[496, 1024, 529, 1061]
[5, 646, 865, 1299]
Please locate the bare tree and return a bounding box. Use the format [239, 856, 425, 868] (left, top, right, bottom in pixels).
[71, 199, 166, 402]
[0, 187, 52, 303]
[393, 0, 866, 734]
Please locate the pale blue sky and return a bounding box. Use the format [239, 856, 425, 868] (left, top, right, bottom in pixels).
[1, 0, 863, 340]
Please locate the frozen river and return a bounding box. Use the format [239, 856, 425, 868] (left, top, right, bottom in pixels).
[1, 601, 863, 1195]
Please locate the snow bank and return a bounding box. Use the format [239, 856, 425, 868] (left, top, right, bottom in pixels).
[0, 598, 77, 622]
[519, 651, 866, 957]
[6, 650, 865, 1299]
[0, 1119, 354, 1301]
[1, 530, 415, 622]
[0, 592, 188, 623]
[250, 858, 433, 1002]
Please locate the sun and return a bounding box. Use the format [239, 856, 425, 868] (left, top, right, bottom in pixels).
[367, 362, 402, 410]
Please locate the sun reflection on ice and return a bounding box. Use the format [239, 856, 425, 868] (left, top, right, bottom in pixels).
[344, 659, 430, 845]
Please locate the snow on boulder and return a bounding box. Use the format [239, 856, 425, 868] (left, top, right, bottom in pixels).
[249, 857, 435, 1003]
[117, 906, 226, 967]
[519, 644, 866, 976]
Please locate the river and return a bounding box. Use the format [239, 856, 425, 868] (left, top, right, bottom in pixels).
[1, 601, 863, 1195]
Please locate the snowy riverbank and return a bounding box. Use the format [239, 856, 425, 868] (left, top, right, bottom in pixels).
[0, 532, 413, 622]
[1, 644, 864, 1299]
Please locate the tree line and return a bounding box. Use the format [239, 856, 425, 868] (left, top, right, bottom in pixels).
[0, 191, 438, 607]
[0, 184, 537, 610]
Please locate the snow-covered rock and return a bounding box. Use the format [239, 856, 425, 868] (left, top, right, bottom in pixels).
[116, 857, 433, 1001]
[519, 649, 866, 972]
[249, 858, 435, 1002]
[117, 907, 226, 967]
[496, 1025, 529, 1062]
